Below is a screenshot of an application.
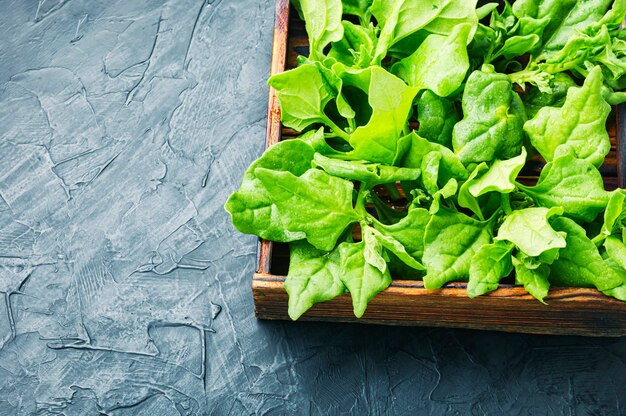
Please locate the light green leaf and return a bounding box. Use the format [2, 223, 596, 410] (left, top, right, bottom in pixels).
[294, 0, 344, 60]
[423, 209, 493, 289]
[517, 152, 609, 223]
[268, 64, 333, 132]
[452, 68, 525, 164]
[524, 66, 611, 168]
[512, 253, 551, 303]
[329, 21, 376, 69]
[371, 0, 477, 63]
[550, 217, 626, 296]
[225, 140, 315, 242]
[255, 168, 359, 251]
[285, 241, 346, 320]
[367, 226, 425, 271]
[335, 65, 419, 164]
[429, 178, 458, 215]
[495, 207, 566, 257]
[339, 241, 392, 318]
[467, 241, 514, 297]
[374, 207, 431, 261]
[458, 163, 489, 220]
[416, 90, 459, 148]
[468, 147, 527, 197]
[396, 132, 468, 186]
[392, 23, 471, 97]
[312, 153, 421, 185]
[601, 190, 626, 238]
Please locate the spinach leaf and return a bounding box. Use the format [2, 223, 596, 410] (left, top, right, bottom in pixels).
[269, 63, 346, 136]
[452, 67, 526, 164]
[601, 190, 626, 239]
[423, 209, 493, 289]
[392, 23, 472, 97]
[365, 226, 425, 271]
[458, 163, 489, 220]
[339, 241, 392, 318]
[329, 21, 376, 69]
[537, 0, 613, 59]
[255, 168, 359, 251]
[467, 241, 514, 297]
[373, 207, 431, 262]
[512, 252, 551, 303]
[225, 140, 315, 242]
[525, 65, 611, 168]
[285, 241, 346, 320]
[312, 153, 421, 185]
[342, 0, 373, 23]
[371, 0, 478, 63]
[517, 152, 609, 223]
[495, 207, 567, 257]
[396, 132, 468, 186]
[416, 90, 459, 148]
[292, 0, 344, 60]
[550, 217, 626, 297]
[468, 147, 527, 197]
[335, 65, 419, 164]
[523, 73, 576, 118]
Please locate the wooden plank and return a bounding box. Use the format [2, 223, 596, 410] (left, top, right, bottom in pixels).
[253, 275, 626, 337]
[254, 0, 626, 335]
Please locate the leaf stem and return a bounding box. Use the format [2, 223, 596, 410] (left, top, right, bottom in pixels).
[322, 115, 351, 142]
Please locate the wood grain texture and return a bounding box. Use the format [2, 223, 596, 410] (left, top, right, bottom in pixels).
[254, 1, 626, 336]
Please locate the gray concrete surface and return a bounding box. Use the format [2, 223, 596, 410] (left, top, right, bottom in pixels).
[0, 0, 624, 414]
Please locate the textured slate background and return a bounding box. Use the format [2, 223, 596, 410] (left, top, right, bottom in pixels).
[0, 0, 625, 414]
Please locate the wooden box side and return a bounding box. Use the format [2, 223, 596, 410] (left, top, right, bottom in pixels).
[253, 0, 626, 336]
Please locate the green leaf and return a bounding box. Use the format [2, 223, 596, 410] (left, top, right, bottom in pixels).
[362, 226, 388, 274]
[312, 153, 420, 185]
[497, 34, 541, 60]
[416, 90, 459, 148]
[458, 163, 489, 220]
[452, 68, 526, 164]
[339, 241, 392, 318]
[423, 209, 493, 289]
[550, 217, 626, 295]
[294, 0, 344, 60]
[537, 0, 614, 59]
[335, 65, 419, 164]
[371, 0, 478, 63]
[329, 21, 376, 69]
[373, 207, 431, 261]
[255, 168, 359, 251]
[495, 207, 566, 257]
[392, 23, 471, 97]
[605, 235, 626, 271]
[268, 63, 333, 132]
[225, 140, 315, 242]
[396, 132, 468, 186]
[468, 147, 527, 197]
[467, 241, 514, 297]
[523, 73, 576, 118]
[342, 0, 373, 21]
[429, 178, 458, 215]
[517, 152, 609, 223]
[284, 241, 346, 320]
[524, 66, 611, 168]
[601, 190, 626, 238]
[512, 0, 577, 42]
[366, 226, 425, 271]
[512, 253, 551, 303]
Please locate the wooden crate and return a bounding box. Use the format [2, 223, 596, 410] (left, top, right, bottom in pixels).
[253, 0, 626, 336]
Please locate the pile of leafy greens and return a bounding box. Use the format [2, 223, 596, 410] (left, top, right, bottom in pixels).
[226, 0, 626, 320]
